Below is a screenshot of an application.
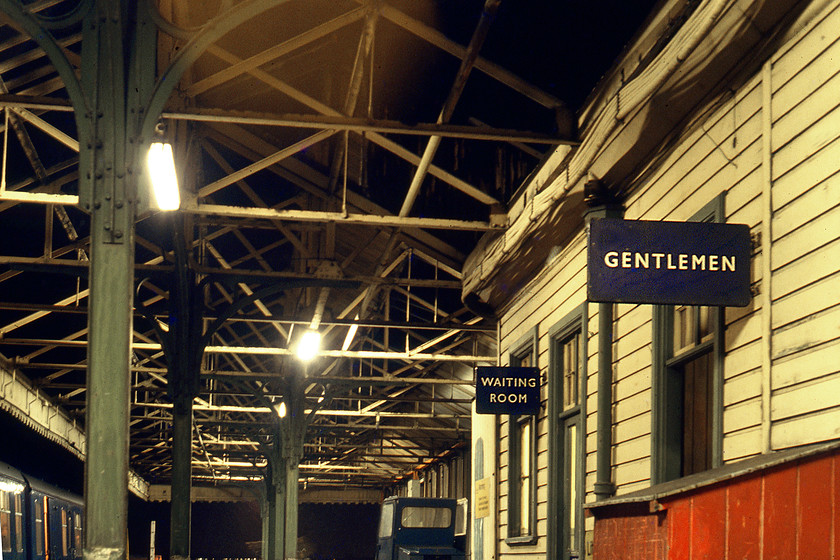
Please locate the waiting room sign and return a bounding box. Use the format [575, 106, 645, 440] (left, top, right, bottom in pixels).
[587, 218, 751, 307]
[475, 367, 540, 415]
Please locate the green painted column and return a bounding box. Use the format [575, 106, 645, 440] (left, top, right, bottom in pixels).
[283, 455, 301, 560]
[267, 455, 287, 560]
[84, 211, 134, 560]
[261, 487, 272, 560]
[279, 373, 307, 560]
[80, 4, 139, 560]
[76, 3, 158, 560]
[169, 399, 193, 560]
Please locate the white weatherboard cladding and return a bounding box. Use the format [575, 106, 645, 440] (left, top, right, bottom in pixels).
[484, 1, 840, 557]
[764, 0, 840, 449]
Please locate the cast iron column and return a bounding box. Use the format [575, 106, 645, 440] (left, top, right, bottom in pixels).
[170, 399, 193, 560]
[166, 214, 203, 560]
[265, 445, 287, 560]
[283, 453, 301, 560]
[279, 370, 308, 560]
[80, 3, 151, 560]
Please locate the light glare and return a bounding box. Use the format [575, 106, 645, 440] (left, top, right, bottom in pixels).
[147, 142, 180, 211]
[296, 329, 321, 361]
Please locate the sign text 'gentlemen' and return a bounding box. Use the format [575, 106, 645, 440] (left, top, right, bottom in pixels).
[475, 367, 540, 415]
[587, 218, 751, 307]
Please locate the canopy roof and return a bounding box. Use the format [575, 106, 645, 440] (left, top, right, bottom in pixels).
[0, 0, 657, 492]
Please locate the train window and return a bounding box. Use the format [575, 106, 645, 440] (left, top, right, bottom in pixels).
[14, 495, 23, 553]
[1, 490, 11, 554]
[61, 508, 69, 556]
[34, 498, 45, 556]
[73, 512, 82, 554]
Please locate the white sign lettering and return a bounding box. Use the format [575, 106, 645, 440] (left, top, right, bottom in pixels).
[603, 251, 735, 272]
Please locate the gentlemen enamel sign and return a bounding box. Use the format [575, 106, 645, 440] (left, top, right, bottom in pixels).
[588, 218, 751, 307]
[475, 367, 540, 415]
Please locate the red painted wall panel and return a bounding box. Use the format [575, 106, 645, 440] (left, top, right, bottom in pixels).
[726, 477, 761, 560]
[691, 487, 726, 559]
[591, 447, 840, 560]
[763, 466, 798, 560]
[797, 456, 833, 560]
[835, 455, 840, 559]
[594, 513, 667, 560]
[667, 499, 691, 560]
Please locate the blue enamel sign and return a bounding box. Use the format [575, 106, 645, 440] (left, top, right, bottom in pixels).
[587, 218, 751, 307]
[475, 367, 540, 415]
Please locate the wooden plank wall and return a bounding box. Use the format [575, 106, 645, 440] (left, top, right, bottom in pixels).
[487, 1, 840, 558]
[496, 236, 588, 560]
[766, 0, 840, 448]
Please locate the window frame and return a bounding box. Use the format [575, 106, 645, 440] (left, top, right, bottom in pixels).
[505, 327, 539, 546]
[651, 196, 726, 484]
[547, 304, 587, 560]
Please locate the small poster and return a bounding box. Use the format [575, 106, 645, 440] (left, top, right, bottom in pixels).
[475, 477, 491, 518]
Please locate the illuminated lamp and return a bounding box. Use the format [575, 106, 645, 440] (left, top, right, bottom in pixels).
[296, 329, 321, 362]
[147, 142, 180, 211]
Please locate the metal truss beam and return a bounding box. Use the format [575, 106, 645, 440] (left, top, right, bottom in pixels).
[3, 338, 494, 362]
[184, 201, 504, 231]
[163, 108, 573, 144]
[135, 401, 471, 419]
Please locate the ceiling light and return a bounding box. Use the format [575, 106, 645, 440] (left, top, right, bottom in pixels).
[342, 313, 360, 352]
[147, 142, 180, 211]
[296, 329, 321, 361]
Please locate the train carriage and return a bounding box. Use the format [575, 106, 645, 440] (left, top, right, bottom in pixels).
[0, 462, 82, 560]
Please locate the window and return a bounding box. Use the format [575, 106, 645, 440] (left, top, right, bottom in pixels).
[14, 495, 23, 554]
[400, 506, 452, 529]
[454, 498, 468, 537]
[34, 497, 46, 556]
[548, 306, 586, 560]
[61, 508, 69, 556]
[506, 330, 538, 545]
[652, 197, 724, 483]
[377, 502, 394, 538]
[73, 512, 82, 555]
[1, 491, 11, 554]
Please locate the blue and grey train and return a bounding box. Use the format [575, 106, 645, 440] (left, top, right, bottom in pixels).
[0, 461, 83, 560]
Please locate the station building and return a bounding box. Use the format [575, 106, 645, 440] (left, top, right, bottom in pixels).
[457, 0, 840, 558]
[0, 1, 837, 559]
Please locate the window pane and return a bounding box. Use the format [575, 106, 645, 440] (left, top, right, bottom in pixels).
[563, 334, 580, 410]
[377, 503, 394, 538]
[567, 423, 578, 550]
[698, 306, 713, 343]
[34, 499, 45, 555]
[14, 495, 23, 553]
[1, 491, 11, 554]
[400, 506, 452, 528]
[73, 512, 82, 553]
[682, 352, 713, 476]
[673, 305, 692, 353]
[61, 508, 68, 556]
[519, 420, 531, 535]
